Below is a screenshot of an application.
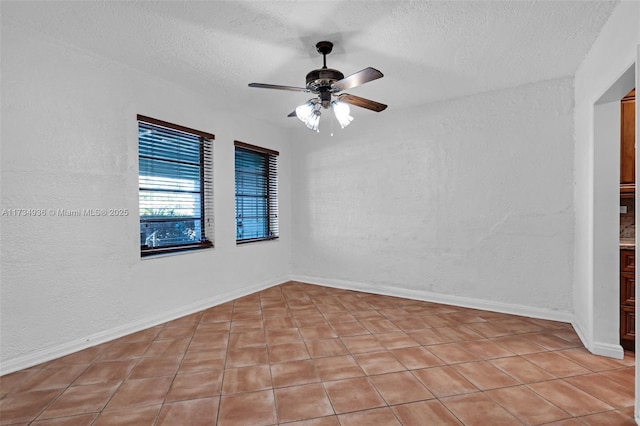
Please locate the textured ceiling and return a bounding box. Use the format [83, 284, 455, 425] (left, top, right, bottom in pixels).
[3, 1, 618, 127]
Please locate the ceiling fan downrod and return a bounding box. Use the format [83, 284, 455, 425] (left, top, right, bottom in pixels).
[315, 41, 333, 69]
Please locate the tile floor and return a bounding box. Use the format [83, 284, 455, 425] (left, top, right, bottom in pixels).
[0, 281, 636, 425]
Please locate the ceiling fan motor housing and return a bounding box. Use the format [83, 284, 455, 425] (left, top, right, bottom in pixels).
[305, 68, 344, 93]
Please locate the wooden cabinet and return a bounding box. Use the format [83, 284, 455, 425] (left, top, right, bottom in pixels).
[620, 89, 635, 196]
[620, 248, 635, 351]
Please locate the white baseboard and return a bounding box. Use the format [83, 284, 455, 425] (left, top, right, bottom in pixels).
[571, 318, 591, 351]
[290, 274, 573, 323]
[591, 341, 625, 360]
[570, 315, 625, 360]
[0, 276, 288, 376]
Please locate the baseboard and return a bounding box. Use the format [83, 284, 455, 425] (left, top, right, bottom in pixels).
[291, 274, 573, 323]
[0, 276, 289, 376]
[570, 318, 591, 351]
[591, 341, 625, 360]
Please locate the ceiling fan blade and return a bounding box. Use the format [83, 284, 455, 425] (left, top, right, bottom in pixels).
[287, 111, 297, 117]
[332, 67, 383, 92]
[337, 93, 387, 112]
[248, 83, 310, 92]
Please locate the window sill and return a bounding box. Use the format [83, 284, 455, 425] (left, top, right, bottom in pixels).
[236, 237, 279, 245]
[141, 241, 213, 258]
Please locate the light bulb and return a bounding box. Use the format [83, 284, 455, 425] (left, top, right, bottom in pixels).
[332, 100, 353, 129]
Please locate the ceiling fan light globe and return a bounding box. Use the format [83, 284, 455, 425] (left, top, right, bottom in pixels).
[332, 100, 354, 129]
[306, 110, 321, 131]
[295, 101, 315, 123]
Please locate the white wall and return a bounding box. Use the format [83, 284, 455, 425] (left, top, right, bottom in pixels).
[573, 0, 639, 360]
[291, 77, 575, 319]
[0, 22, 292, 373]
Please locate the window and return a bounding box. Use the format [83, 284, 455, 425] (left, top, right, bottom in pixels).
[138, 115, 214, 256]
[235, 141, 279, 243]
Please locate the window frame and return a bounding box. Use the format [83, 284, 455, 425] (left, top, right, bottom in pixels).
[138, 115, 214, 257]
[234, 141, 279, 244]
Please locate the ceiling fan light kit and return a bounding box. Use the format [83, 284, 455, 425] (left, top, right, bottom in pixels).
[248, 41, 386, 132]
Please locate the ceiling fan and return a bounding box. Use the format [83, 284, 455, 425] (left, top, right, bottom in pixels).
[248, 41, 387, 131]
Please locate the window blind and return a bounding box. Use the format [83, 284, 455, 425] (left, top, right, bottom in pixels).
[138, 115, 214, 256]
[234, 141, 278, 243]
